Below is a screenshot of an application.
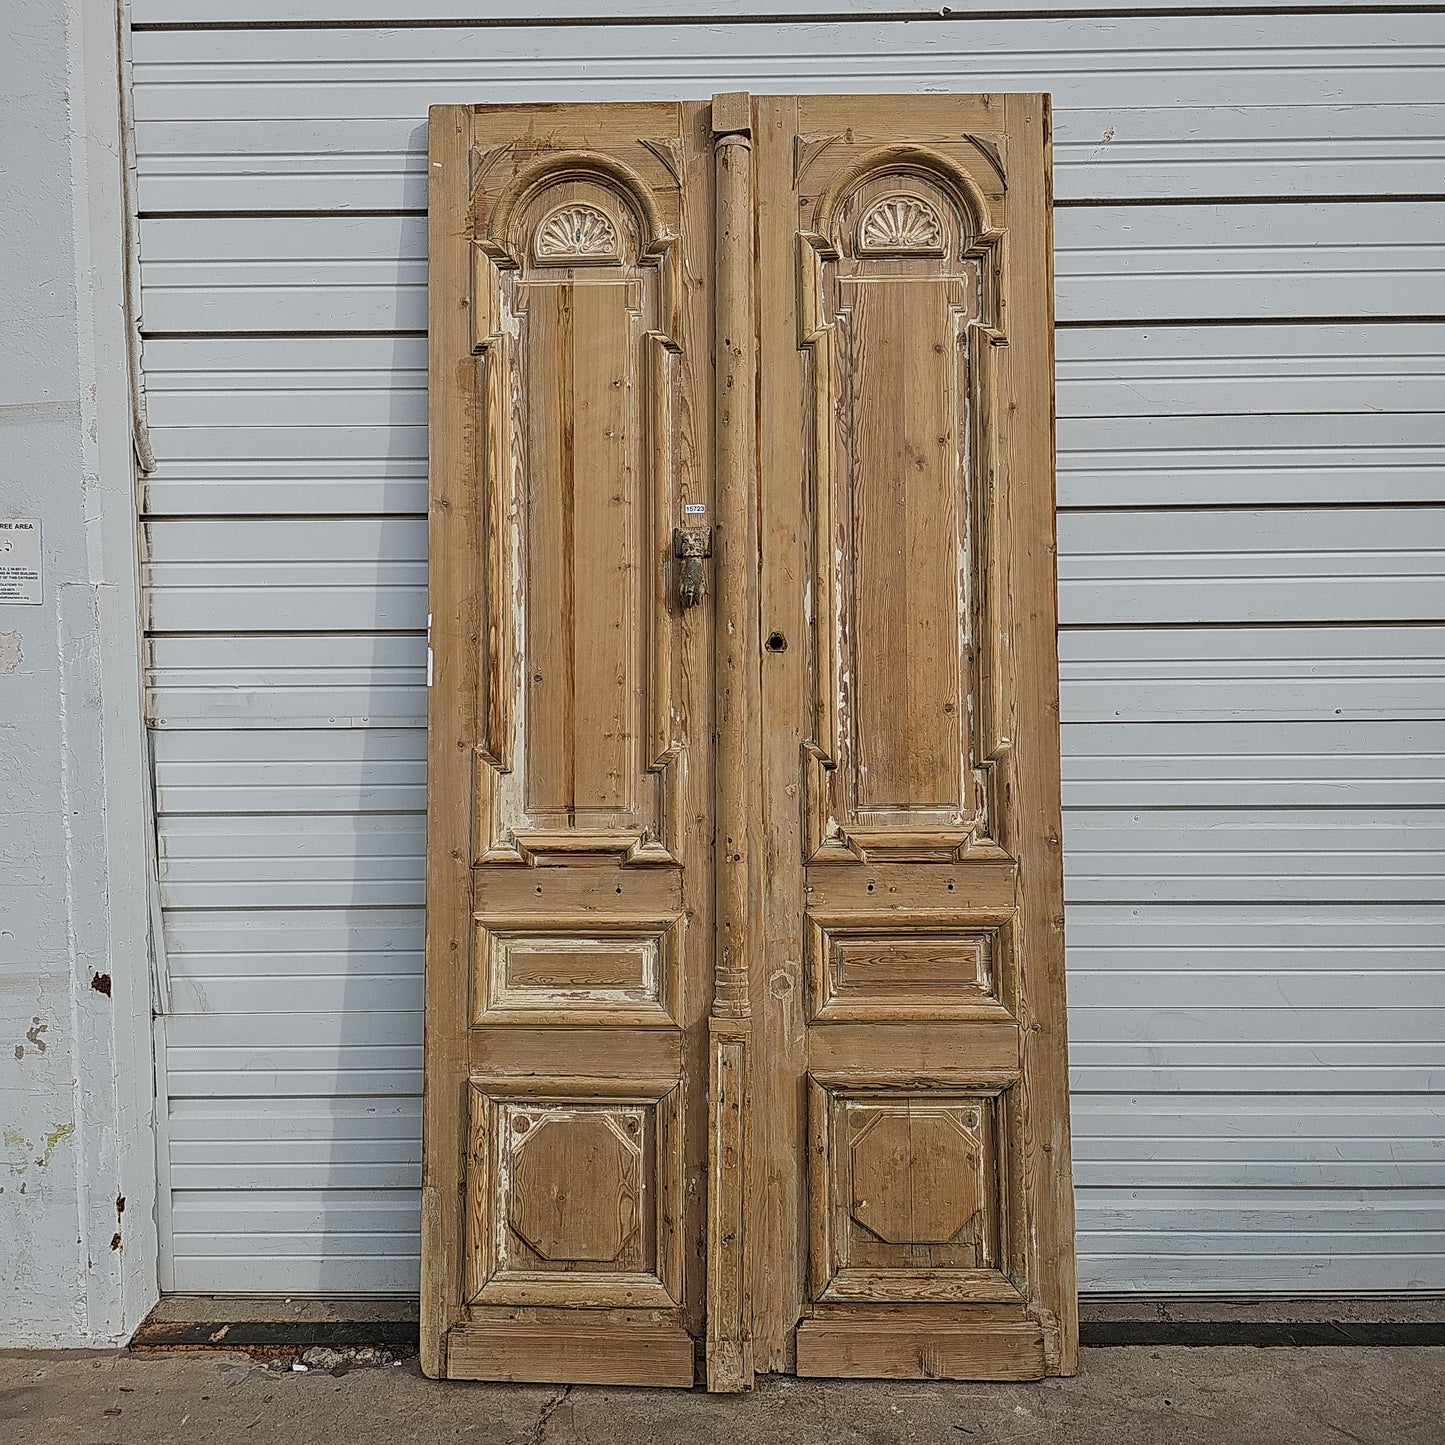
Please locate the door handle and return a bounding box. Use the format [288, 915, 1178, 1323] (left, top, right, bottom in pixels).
[673, 526, 712, 609]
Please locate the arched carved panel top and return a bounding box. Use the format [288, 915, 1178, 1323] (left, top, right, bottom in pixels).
[482, 150, 671, 274]
[834, 176, 963, 274]
[512, 182, 634, 275]
[812, 143, 999, 258]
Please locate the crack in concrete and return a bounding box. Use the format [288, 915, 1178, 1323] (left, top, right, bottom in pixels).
[527, 1384, 572, 1445]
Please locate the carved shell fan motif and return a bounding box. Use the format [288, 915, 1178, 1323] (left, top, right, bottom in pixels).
[534, 203, 621, 263]
[856, 195, 946, 257]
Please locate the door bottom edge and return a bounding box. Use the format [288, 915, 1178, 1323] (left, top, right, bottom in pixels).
[444, 1321, 696, 1387]
[794, 1319, 1048, 1382]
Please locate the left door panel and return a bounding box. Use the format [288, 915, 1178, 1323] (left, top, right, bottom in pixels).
[423, 102, 714, 1385]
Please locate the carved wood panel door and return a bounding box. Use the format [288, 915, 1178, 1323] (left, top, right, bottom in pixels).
[423, 94, 1074, 1391]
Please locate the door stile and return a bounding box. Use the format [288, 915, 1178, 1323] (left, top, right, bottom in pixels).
[420, 104, 478, 1381]
[750, 92, 809, 1373]
[995, 94, 1079, 1372]
[706, 90, 761, 1395]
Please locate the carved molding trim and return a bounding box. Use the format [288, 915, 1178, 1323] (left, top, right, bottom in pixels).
[474, 910, 685, 1027]
[534, 202, 621, 263]
[856, 195, 945, 256]
[806, 909, 1015, 1023]
[813, 143, 998, 244]
[793, 130, 843, 186]
[464, 1077, 685, 1310]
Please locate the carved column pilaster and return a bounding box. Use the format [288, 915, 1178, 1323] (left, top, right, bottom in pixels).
[707, 90, 758, 1395]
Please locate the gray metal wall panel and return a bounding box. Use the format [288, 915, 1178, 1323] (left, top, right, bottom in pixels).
[132, 9, 1445, 1296]
[127, 1, 1445, 18]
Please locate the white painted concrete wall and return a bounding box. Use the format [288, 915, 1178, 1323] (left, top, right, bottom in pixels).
[0, 0, 158, 1347]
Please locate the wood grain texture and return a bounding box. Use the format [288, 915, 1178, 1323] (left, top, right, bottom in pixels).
[427, 92, 1074, 1388]
[445, 1322, 695, 1387]
[755, 92, 1076, 1382]
[751, 92, 810, 1372]
[471, 141, 687, 866]
[706, 94, 760, 1394]
[998, 92, 1079, 1374]
[420, 102, 477, 1381]
[424, 99, 715, 1385]
[794, 1321, 1046, 1381]
[463, 1078, 684, 1309]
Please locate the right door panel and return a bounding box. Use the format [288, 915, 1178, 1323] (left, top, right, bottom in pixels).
[752, 93, 1077, 1381]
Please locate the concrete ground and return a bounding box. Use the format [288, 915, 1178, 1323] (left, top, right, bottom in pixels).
[4, 1347, 1444, 1445]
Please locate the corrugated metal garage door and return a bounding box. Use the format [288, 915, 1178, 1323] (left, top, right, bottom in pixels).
[131, 1, 1445, 1294]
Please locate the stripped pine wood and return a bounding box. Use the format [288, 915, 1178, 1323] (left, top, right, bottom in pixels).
[422, 100, 716, 1384]
[752, 92, 810, 1374]
[706, 89, 762, 1394]
[424, 92, 1075, 1388]
[419, 103, 474, 1383]
[749, 90, 1076, 1381]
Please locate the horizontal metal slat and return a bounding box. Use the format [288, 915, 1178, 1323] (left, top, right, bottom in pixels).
[166, 1252, 421, 1295]
[147, 633, 426, 728]
[128, 16, 1445, 121]
[1059, 625, 1445, 722]
[143, 626, 1445, 727]
[128, 0, 1445, 21]
[1063, 809, 1445, 904]
[144, 323, 1445, 421]
[150, 719, 1444, 813]
[1068, 1046, 1445, 1094]
[135, 203, 1445, 332]
[157, 813, 425, 909]
[132, 103, 1445, 212]
[140, 507, 1445, 630]
[1063, 719, 1445, 809]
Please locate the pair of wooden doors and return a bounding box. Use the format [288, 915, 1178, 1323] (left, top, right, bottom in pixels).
[423, 92, 1074, 1390]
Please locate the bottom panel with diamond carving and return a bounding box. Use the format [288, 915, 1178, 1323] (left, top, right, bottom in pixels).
[809, 1080, 1025, 1305]
[464, 1077, 685, 1309]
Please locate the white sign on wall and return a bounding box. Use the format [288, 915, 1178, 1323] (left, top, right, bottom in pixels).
[0, 519, 42, 604]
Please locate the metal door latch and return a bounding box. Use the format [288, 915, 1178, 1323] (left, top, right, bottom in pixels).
[673, 525, 712, 609]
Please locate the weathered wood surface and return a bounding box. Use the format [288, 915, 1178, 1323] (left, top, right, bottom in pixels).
[422, 99, 714, 1385]
[423, 93, 1075, 1388]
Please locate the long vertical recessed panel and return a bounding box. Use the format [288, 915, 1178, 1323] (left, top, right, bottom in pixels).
[801, 162, 1006, 863]
[473, 165, 686, 866]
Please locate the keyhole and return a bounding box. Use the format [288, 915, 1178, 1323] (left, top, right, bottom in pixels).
[765, 631, 787, 653]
